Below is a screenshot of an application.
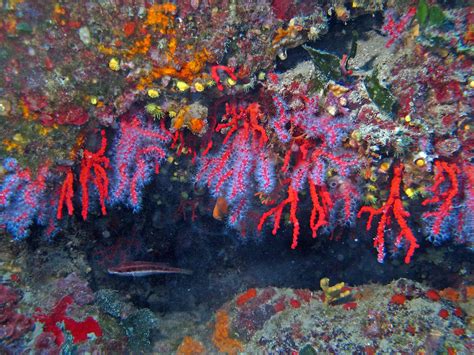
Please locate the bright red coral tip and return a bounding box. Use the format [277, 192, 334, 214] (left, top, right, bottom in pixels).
[358, 164, 419, 263]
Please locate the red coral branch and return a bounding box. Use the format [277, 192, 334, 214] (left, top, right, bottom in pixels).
[309, 182, 333, 237]
[211, 65, 237, 91]
[258, 185, 300, 249]
[383, 7, 417, 48]
[57, 168, 74, 220]
[79, 130, 109, 220]
[422, 160, 460, 235]
[357, 164, 419, 264]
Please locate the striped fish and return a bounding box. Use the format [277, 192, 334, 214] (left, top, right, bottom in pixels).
[107, 261, 193, 277]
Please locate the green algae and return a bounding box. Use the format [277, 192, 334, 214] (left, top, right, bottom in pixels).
[417, 0, 446, 27]
[303, 45, 342, 92]
[364, 69, 397, 114]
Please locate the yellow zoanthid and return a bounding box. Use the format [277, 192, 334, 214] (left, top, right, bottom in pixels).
[176, 81, 190, 91]
[168, 110, 177, 118]
[415, 158, 426, 167]
[379, 161, 391, 173]
[108, 58, 120, 71]
[194, 82, 205, 92]
[404, 188, 415, 198]
[366, 184, 378, 192]
[13, 133, 28, 144]
[147, 88, 160, 98]
[37, 126, 53, 136]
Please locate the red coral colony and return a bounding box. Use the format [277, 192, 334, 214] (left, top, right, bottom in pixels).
[0, 0, 472, 265]
[0, 0, 473, 353]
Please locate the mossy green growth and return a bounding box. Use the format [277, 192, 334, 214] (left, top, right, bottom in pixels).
[303, 45, 342, 92]
[416, 0, 429, 26]
[348, 31, 359, 60]
[428, 5, 445, 26]
[15, 22, 33, 34]
[417, 0, 446, 27]
[0, 116, 80, 172]
[299, 344, 318, 355]
[123, 309, 158, 352]
[364, 69, 397, 114]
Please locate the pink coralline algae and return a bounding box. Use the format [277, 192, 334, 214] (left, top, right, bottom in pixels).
[52, 273, 95, 306]
[0, 284, 34, 342]
[56, 106, 90, 126]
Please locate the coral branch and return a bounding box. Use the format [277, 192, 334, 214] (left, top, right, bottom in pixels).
[382, 7, 417, 47]
[57, 168, 74, 220]
[79, 130, 110, 220]
[309, 182, 333, 237]
[258, 185, 300, 249]
[0, 159, 51, 239]
[35, 295, 102, 346]
[110, 115, 171, 210]
[357, 164, 419, 263]
[422, 160, 460, 238]
[196, 102, 275, 227]
[211, 65, 237, 91]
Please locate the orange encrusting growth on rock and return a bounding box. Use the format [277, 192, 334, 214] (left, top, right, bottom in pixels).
[212, 310, 243, 355]
[145, 3, 176, 34]
[151, 48, 212, 83]
[425, 289, 441, 301]
[97, 2, 212, 91]
[125, 34, 152, 57]
[188, 118, 206, 135]
[236, 288, 257, 306]
[272, 25, 302, 45]
[440, 288, 461, 302]
[390, 294, 406, 305]
[465, 285, 474, 299]
[176, 336, 206, 355]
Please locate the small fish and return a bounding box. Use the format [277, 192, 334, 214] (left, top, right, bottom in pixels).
[213, 196, 228, 221]
[108, 261, 192, 277]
